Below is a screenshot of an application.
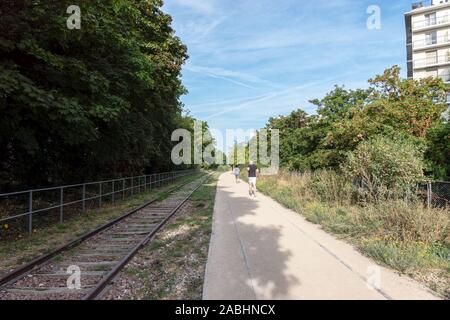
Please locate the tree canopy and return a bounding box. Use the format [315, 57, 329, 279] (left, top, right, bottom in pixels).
[0, 0, 193, 189]
[266, 66, 449, 180]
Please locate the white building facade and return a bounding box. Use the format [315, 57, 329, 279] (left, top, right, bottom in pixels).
[405, 0, 450, 92]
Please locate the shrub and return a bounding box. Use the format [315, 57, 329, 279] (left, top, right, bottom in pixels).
[342, 135, 425, 201]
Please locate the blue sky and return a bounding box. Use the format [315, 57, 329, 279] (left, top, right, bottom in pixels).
[163, 0, 412, 140]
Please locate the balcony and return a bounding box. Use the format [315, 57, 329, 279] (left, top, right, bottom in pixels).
[413, 54, 450, 68]
[413, 34, 450, 50]
[412, 15, 450, 29]
[412, 1, 433, 10]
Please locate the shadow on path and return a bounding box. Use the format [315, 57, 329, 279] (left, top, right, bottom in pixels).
[215, 179, 300, 299]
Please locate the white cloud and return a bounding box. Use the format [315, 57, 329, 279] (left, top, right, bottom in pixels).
[185, 64, 280, 89]
[202, 69, 363, 121]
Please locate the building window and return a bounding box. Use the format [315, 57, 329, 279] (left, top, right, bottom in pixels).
[426, 51, 438, 65]
[425, 31, 437, 45]
[442, 69, 450, 83]
[426, 67, 438, 78]
[425, 12, 437, 26]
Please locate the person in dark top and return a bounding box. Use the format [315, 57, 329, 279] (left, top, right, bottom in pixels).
[247, 161, 258, 197]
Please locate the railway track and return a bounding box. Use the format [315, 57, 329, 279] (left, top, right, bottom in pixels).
[0, 175, 209, 300]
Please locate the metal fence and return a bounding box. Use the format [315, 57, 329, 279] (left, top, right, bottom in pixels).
[0, 170, 197, 236]
[418, 181, 450, 208]
[280, 170, 449, 209]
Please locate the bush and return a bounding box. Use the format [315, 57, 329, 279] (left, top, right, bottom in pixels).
[342, 135, 425, 201]
[425, 121, 450, 180]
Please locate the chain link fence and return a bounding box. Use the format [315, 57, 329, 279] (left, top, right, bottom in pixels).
[418, 181, 450, 208]
[280, 171, 449, 209]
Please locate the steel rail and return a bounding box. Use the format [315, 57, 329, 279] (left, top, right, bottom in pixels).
[0, 174, 204, 288]
[82, 174, 210, 300]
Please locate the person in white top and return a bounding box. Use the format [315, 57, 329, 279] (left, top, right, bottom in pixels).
[233, 166, 240, 183]
[247, 161, 259, 197]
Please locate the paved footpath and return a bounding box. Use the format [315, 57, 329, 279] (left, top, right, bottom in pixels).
[203, 172, 439, 300]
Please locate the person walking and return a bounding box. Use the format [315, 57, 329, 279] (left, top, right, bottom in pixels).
[247, 161, 258, 197]
[233, 166, 240, 183]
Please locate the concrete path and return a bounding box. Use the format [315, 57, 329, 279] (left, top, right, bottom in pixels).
[203, 172, 439, 300]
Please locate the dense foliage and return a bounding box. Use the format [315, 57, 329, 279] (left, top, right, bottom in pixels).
[343, 135, 426, 200]
[0, 0, 191, 189]
[266, 66, 449, 180]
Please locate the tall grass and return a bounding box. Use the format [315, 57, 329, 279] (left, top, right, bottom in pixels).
[257, 170, 450, 297]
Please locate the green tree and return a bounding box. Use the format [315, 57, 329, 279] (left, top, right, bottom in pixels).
[366, 66, 447, 139]
[0, 0, 189, 188]
[265, 66, 448, 176]
[425, 121, 450, 180]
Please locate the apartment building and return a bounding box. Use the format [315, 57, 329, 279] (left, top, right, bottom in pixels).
[405, 0, 450, 101]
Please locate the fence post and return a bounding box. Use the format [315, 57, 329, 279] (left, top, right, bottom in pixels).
[28, 191, 33, 236]
[138, 176, 140, 194]
[60, 187, 64, 223]
[82, 184, 86, 213]
[112, 181, 115, 204]
[131, 178, 134, 196]
[427, 182, 432, 208]
[99, 183, 102, 207]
